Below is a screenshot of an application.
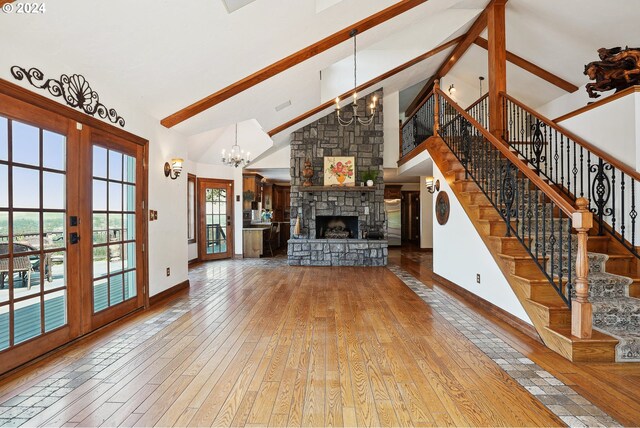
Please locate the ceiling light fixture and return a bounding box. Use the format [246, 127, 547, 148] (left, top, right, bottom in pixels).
[221, 123, 250, 168]
[335, 29, 378, 127]
[448, 84, 456, 95]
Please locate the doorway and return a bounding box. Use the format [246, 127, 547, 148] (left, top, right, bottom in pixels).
[198, 178, 234, 261]
[401, 191, 420, 244]
[0, 84, 148, 374]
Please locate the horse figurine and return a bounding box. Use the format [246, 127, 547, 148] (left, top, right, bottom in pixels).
[584, 46, 640, 98]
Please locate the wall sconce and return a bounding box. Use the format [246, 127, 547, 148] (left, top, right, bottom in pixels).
[448, 84, 456, 95]
[164, 158, 184, 180]
[425, 176, 440, 194]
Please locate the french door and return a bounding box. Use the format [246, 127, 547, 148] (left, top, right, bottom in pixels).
[198, 179, 233, 260]
[81, 130, 146, 332]
[0, 85, 147, 374]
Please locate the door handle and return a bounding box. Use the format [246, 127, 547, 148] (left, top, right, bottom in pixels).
[69, 232, 80, 244]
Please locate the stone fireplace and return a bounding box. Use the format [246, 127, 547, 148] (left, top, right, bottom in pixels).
[287, 89, 388, 266]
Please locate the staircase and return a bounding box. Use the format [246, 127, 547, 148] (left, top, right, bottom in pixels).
[401, 84, 640, 362]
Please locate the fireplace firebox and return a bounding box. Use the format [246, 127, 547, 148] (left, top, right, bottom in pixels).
[316, 216, 358, 239]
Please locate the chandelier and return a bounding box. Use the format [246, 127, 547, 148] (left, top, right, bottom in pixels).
[335, 29, 378, 127]
[221, 123, 250, 168]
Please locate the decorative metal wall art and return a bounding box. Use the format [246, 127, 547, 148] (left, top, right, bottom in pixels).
[435, 191, 450, 225]
[10, 66, 125, 127]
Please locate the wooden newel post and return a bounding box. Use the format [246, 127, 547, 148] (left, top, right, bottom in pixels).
[572, 197, 593, 339]
[433, 80, 440, 135]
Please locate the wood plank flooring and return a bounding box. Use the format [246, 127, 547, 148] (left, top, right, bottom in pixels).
[0, 250, 636, 426]
[392, 247, 640, 427]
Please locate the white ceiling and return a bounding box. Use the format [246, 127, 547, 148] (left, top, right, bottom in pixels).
[1, 0, 639, 166]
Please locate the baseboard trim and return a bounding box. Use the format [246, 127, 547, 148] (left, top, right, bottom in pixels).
[149, 279, 190, 306]
[431, 272, 541, 343]
[188, 257, 199, 265]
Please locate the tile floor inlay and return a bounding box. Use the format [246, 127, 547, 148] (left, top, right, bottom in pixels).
[388, 263, 621, 428]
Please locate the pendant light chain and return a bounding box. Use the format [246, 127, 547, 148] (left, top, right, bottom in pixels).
[334, 29, 378, 127]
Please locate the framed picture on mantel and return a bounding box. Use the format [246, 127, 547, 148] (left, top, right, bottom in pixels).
[324, 156, 355, 186]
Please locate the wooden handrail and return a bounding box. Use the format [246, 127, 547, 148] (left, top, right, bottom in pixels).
[554, 86, 640, 123]
[401, 89, 434, 129]
[436, 88, 578, 217]
[438, 88, 593, 337]
[501, 92, 640, 183]
[465, 93, 488, 111]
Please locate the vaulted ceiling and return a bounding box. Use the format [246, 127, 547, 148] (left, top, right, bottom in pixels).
[1, 0, 639, 163]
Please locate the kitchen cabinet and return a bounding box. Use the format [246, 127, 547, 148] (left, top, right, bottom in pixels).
[242, 173, 263, 211]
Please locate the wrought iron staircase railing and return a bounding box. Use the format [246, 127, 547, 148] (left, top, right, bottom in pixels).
[430, 85, 594, 339]
[501, 92, 640, 260]
[465, 93, 488, 129]
[401, 91, 435, 158]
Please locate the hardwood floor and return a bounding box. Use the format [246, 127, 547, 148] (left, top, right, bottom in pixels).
[391, 248, 640, 427]
[0, 250, 637, 426]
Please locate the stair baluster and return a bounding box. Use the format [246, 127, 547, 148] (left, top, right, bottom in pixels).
[432, 83, 594, 338]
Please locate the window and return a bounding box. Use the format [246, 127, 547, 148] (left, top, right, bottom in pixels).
[188, 174, 197, 243]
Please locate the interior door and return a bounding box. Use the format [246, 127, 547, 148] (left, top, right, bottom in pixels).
[198, 178, 234, 261]
[0, 94, 80, 373]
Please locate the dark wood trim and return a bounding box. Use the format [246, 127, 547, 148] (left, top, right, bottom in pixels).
[0, 0, 16, 6]
[187, 173, 197, 244]
[267, 36, 463, 137]
[149, 280, 190, 306]
[188, 257, 200, 265]
[554, 85, 640, 123]
[397, 136, 437, 166]
[162, 0, 430, 128]
[404, 1, 499, 115]
[0, 79, 148, 146]
[474, 37, 578, 93]
[431, 272, 541, 342]
[503, 91, 640, 182]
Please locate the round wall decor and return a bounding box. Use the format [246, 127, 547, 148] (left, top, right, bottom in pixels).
[435, 191, 450, 225]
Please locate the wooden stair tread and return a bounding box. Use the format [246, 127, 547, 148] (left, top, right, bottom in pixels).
[546, 326, 619, 344]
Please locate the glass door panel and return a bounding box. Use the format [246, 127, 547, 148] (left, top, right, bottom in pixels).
[0, 115, 68, 352]
[199, 179, 233, 260]
[91, 145, 137, 314]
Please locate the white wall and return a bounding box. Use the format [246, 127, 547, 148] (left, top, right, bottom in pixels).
[432, 163, 531, 324]
[383, 91, 400, 168]
[556, 91, 639, 171]
[419, 176, 433, 249]
[536, 88, 594, 120]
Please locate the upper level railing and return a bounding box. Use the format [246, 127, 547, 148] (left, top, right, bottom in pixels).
[501, 92, 640, 259]
[465, 93, 488, 129]
[400, 91, 435, 158]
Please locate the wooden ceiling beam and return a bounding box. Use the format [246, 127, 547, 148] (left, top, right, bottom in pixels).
[161, 0, 430, 129]
[474, 37, 579, 93]
[404, 1, 496, 115]
[268, 35, 463, 137]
